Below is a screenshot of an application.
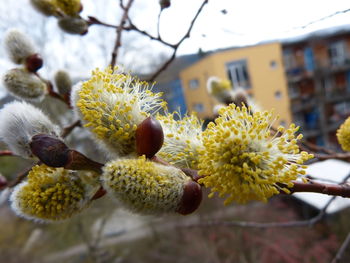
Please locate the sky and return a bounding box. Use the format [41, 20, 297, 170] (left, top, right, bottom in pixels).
[1, 0, 350, 99]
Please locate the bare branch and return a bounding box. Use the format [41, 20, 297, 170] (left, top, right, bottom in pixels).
[86, 16, 119, 29]
[331, 231, 350, 263]
[147, 0, 209, 82]
[181, 174, 350, 229]
[0, 150, 14, 157]
[110, 0, 135, 67]
[61, 120, 81, 138]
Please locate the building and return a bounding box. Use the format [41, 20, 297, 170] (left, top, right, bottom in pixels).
[177, 25, 350, 148]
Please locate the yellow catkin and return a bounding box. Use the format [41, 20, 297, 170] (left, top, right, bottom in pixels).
[102, 156, 190, 214]
[157, 112, 203, 169]
[337, 117, 350, 152]
[54, 0, 81, 16]
[198, 104, 314, 205]
[10, 165, 91, 222]
[75, 67, 166, 157]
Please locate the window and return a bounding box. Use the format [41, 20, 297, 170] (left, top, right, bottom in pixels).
[283, 49, 296, 70]
[274, 91, 282, 100]
[270, 60, 277, 69]
[193, 103, 204, 113]
[226, 60, 250, 89]
[189, 79, 199, 90]
[328, 41, 346, 66]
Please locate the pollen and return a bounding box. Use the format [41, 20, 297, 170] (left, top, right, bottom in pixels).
[337, 117, 350, 152]
[74, 67, 165, 158]
[10, 165, 91, 222]
[102, 156, 190, 214]
[157, 112, 203, 169]
[198, 104, 314, 205]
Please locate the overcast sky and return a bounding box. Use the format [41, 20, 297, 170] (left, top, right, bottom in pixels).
[152, 0, 350, 53]
[1, 0, 350, 98]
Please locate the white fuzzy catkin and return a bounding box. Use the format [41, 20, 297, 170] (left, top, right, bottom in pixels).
[0, 101, 61, 158]
[3, 68, 47, 101]
[58, 17, 88, 35]
[54, 70, 72, 95]
[4, 29, 36, 64]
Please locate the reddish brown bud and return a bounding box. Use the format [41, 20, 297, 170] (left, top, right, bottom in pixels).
[159, 0, 171, 9]
[136, 117, 164, 158]
[0, 175, 7, 189]
[25, 53, 43, 73]
[92, 187, 107, 200]
[30, 134, 104, 173]
[177, 180, 202, 215]
[30, 134, 69, 167]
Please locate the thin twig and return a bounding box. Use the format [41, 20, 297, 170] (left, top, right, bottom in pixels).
[35, 73, 71, 107]
[156, 9, 163, 39]
[61, 120, 81, 138]
[0, 150, 14, 157]
[7, 163, 40, 188]
[331, 231, 350, 263]
[181, 174, 350, 229]
[301, 140, 336, 155]
[110, 0, 135, 68]
[147, 0, 208, 82]
[313, 152, 350, 162]
[126, 21, 174, 48]
[86, 16, 119, 29]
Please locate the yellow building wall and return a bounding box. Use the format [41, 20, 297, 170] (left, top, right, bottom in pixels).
[180, 42, 292, 125]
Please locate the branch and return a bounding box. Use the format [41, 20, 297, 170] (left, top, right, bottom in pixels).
[86, 16, 119, 29]
[34, 72, 71, 107]
[7, 164, 39, 188]
[331, 231, 350, 263]
[147, 0, 208, 82]
[110, 0, 135, 68]
[313, 152, 350, 162]
[181, 195, 336, 229]
[0, 150, 14, 157]
[181, 174, 350, 229]
[126, 21, 174, 48]
[61, 120, 81, 138]
[288, 181, 350, 198]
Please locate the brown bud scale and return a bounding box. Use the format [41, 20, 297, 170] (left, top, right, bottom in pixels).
[177, 180, 202, 215]
[136, 117, 164, 158]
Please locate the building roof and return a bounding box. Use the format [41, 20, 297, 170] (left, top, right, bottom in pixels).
[193, 24, 350, 59]
[293, 159, 350, 214]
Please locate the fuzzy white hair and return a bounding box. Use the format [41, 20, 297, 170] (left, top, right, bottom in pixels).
[0, 101, 61, 158]
[4, 29, 36, 64]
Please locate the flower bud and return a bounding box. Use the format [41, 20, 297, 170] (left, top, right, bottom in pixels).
[207, 76, 233, 104]
[3, 68, 47, 101]
[30, 134, 70, 167]
[58, 17, 89, 35]
[136, 117, 164, 158]
[337, 117, 350, 152]
[25, 53, 43, 73]
[4, 29, 37, 64]
[176, 180, 202, 215]
[55, 0, 82, 16]
[0, 101, 60, 158]
[29, 134, 103, 173]
[102, 157, 201, 214]
[30, 0, 58, 16]
[10, 164, 98, 222]
[54, 70, 72, 96]
[159, 0, 171, 9]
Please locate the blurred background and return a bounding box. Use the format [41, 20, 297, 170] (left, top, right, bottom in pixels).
[1, 0, 350, 262]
